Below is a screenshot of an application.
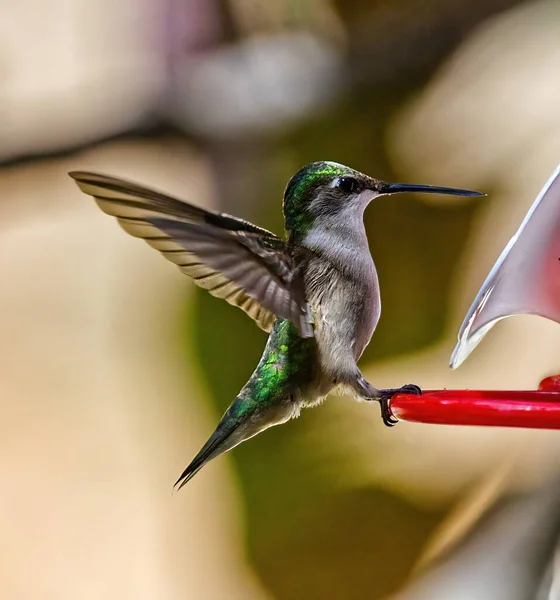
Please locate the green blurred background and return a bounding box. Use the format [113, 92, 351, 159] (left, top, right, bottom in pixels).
[1, 0, 560, 598]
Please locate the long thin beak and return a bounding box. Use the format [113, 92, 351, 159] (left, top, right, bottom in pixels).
[379, 182, 485, 197]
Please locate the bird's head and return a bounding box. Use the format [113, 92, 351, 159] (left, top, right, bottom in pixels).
[283, 161, 484, 242]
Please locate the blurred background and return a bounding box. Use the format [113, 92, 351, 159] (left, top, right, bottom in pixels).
[1, 0, 560, 598]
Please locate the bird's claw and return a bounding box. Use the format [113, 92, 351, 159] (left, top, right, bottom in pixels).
[377, 384, 422, 427]
[398, 384, 422, 396]
[379, 397, 398, 426]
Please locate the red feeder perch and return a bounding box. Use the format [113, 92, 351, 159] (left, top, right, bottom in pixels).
[391, 376, 560, 429]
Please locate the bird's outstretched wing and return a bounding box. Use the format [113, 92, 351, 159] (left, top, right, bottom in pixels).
[69, 171, 313, 337]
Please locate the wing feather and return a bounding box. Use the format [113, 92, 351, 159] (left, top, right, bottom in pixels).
[69, 171, 313, 337]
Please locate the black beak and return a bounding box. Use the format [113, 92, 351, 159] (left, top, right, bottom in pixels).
[379, 182, 485, 197]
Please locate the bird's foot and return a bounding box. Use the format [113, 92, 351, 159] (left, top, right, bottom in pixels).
[377, 384, 422, 427]
[353, 377, 421, 427]
[383, 384, 422, 397]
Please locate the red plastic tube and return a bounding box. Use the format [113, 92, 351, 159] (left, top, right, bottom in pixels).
[390, 375, 560, 429]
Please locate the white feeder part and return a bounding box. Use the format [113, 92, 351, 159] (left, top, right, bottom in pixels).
[451, 164, 560, 369]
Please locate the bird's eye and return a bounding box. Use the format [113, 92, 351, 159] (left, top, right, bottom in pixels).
[337, 176, 364, 195]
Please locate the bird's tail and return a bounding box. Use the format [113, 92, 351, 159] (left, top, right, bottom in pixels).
[174, 387, 298, 490]
[174, 402, 246, 491]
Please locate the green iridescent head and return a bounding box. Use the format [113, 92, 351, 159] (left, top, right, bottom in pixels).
[282, 161, 485, 243]
[282, 161, 370, 241]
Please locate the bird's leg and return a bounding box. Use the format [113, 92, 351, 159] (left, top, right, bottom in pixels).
[353, 375, 422, 427]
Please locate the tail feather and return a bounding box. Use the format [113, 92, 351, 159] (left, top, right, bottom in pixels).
[174, 413, 244, 491]
[174, 384, 298, 490]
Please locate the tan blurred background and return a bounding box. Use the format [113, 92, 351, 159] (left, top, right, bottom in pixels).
[1, 0, 560, 598]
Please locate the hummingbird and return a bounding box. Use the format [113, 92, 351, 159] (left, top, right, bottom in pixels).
[69, 162, 483, 489]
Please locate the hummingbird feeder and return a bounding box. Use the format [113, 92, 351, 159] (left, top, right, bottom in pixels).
[390, 165, 560, 428]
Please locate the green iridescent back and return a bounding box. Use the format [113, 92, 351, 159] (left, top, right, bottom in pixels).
[240, 318, 318, 409]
